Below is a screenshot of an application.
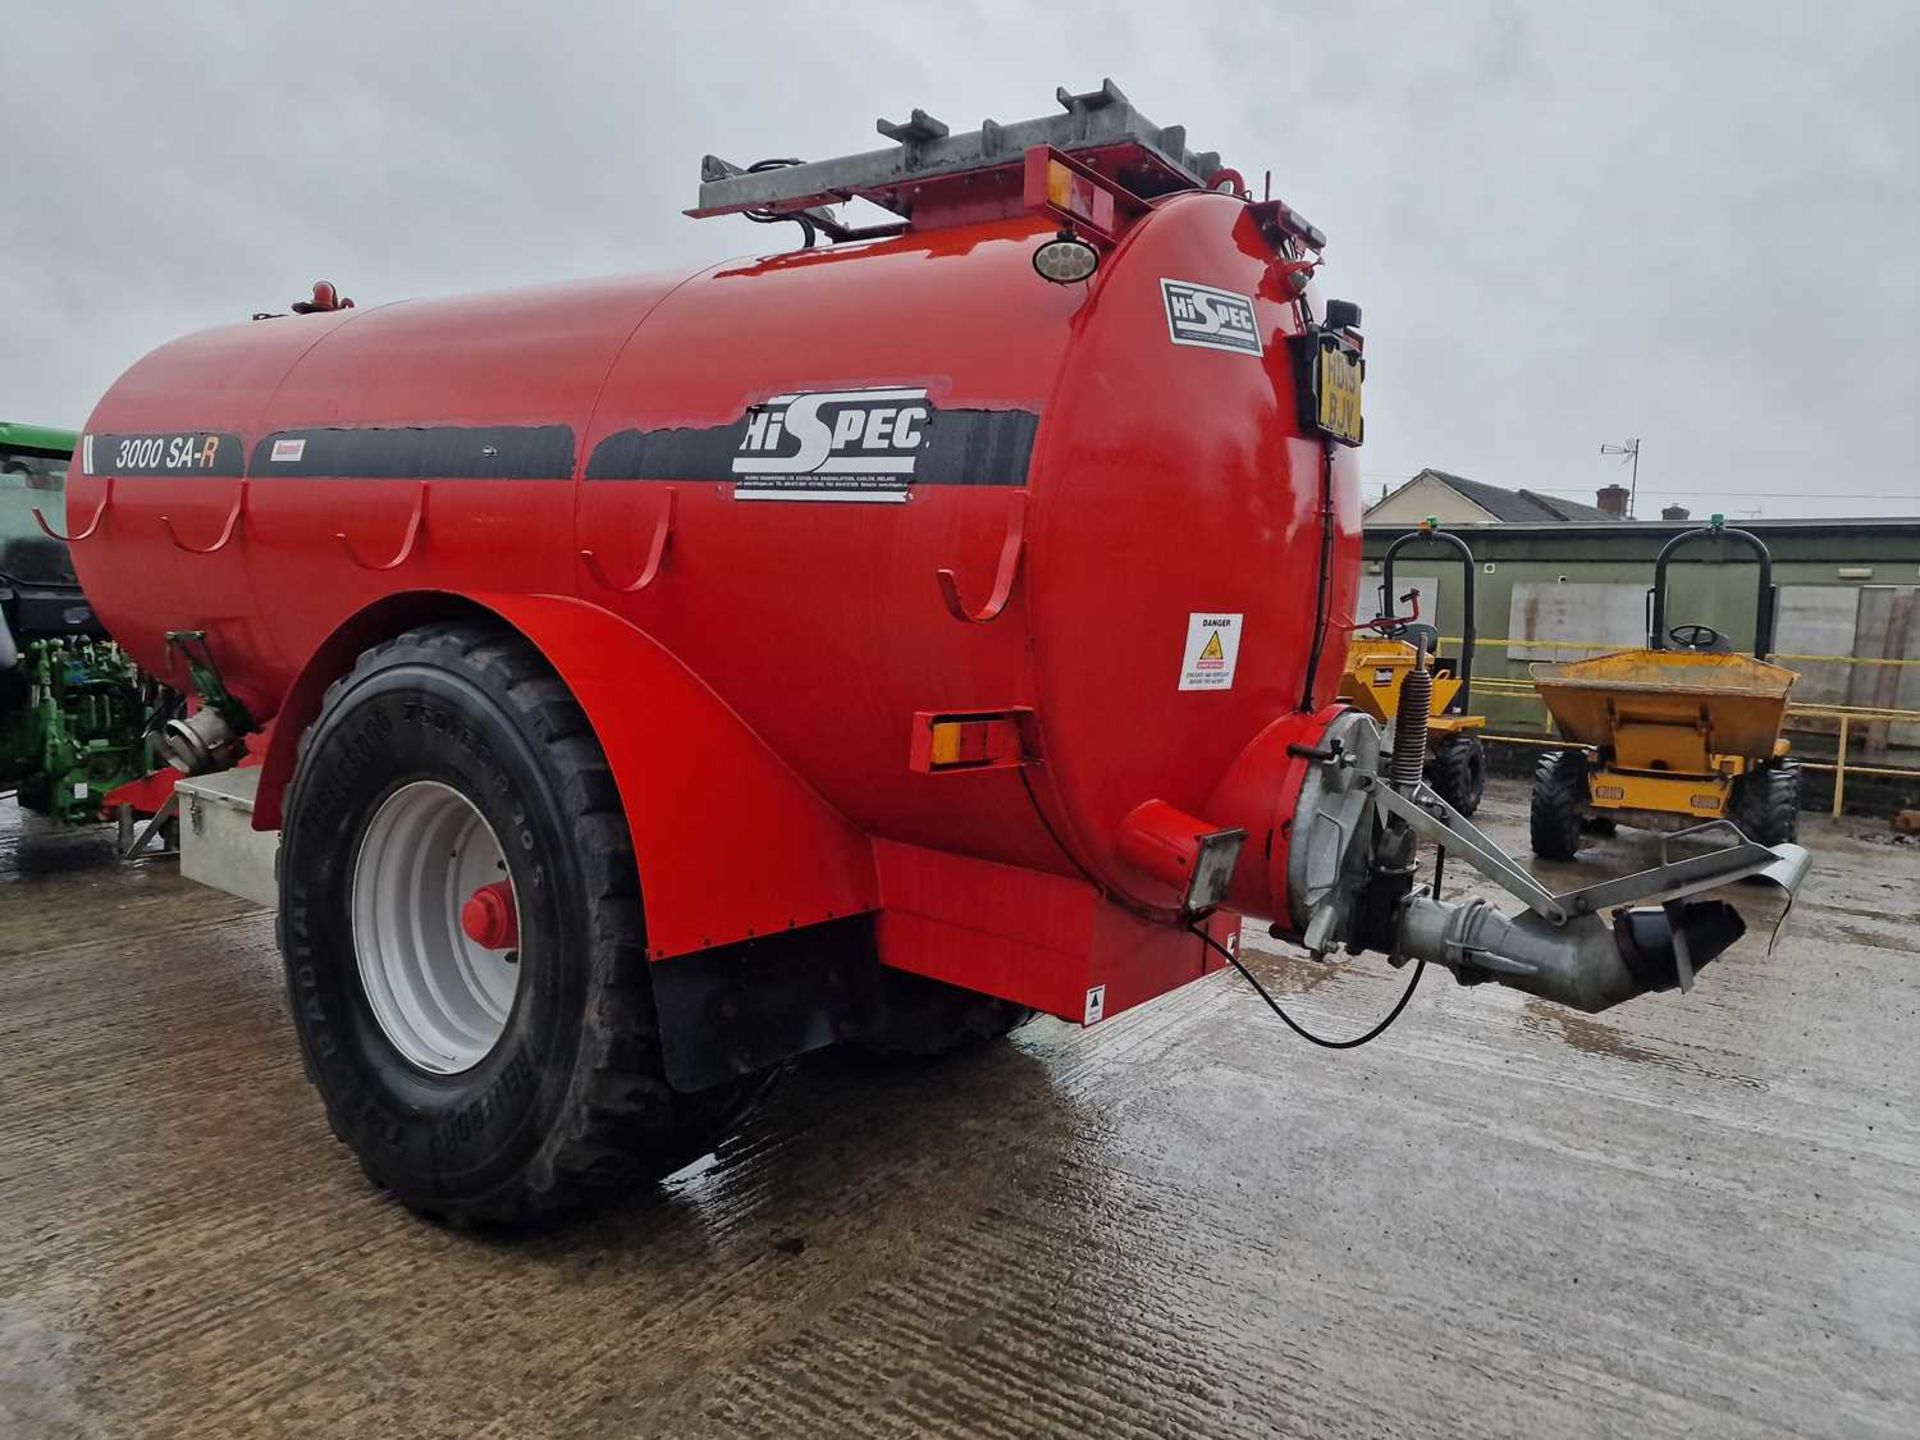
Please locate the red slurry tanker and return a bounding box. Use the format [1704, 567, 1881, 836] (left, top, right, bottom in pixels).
[72, 84, 1805, 1225]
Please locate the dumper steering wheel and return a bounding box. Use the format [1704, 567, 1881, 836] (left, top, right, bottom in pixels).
[1394, 622, 1440, 653]
[1668, 623, 1725, 653]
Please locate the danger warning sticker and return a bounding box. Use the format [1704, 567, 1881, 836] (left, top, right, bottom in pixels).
[1178, 613, 1243, 691]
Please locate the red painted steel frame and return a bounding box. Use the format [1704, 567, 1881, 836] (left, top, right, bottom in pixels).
[1021, 145, 1145, 246]
[102, 766, 180, 817]
[874, 838, 1239, 1024]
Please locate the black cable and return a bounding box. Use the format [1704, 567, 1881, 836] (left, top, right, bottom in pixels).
[1297, 436, 1338, 711]
[1288, 238, 1336, 713]
[744, 158, 818, 249]
[1016, 767, 1178, 926]
[1190, 924, 1424, 1049]
[1016, 767, 1104, 891]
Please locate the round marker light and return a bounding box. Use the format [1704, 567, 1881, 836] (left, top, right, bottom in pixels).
[1032, 232, 1099, 284]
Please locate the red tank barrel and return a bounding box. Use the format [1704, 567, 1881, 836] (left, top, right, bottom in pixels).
[75, 148, 1363, 968]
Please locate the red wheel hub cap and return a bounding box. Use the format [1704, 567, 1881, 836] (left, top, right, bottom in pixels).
[460, 879, 519, 951]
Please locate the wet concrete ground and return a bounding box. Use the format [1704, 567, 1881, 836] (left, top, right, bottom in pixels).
[2, 779, 1917, 1439]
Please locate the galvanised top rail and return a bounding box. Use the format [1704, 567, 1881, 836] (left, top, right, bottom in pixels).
[688, 79, 1224, 223]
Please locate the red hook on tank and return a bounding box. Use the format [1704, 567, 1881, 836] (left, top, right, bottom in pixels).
[937, 490, 1027, 624]
[160, 482, 248, 554]
[1203, 167, 1249, 198]
[581, 486, 674, 594]
[33, 476, 114, 543]
[337, 481, 429, 571]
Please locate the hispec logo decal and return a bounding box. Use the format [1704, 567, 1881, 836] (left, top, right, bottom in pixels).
[583, 394, 1040, 498]
[733, 387, 931, 500]
[1160, 279, 1263, 357]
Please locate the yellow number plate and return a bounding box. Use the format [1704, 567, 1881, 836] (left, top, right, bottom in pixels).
[1315, 342, 1364, 446]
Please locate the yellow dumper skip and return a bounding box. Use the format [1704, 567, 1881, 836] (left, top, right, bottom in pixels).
[1533, 650, 1796, 772]
[1342, 637, 1487, 739]
[1532, 650, 1795, 824]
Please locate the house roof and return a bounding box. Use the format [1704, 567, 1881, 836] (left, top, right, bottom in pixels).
[1378, 468, 1617, 523]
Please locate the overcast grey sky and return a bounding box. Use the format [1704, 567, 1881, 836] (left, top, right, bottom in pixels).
[3, 2, 1915, 518]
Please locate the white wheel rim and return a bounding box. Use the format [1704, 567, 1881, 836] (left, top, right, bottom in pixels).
[350, 780, 522, 1074]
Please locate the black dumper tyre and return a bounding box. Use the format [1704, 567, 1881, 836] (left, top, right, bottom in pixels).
[854, 969, 1033, 1058]
[278, 622, 766, 1227]
[1424, 733, 1487, 817]
[1732, 762, 1802, 846]
[1529, 749, 1589, 861]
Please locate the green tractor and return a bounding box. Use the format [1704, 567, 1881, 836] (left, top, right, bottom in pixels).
[1, 421, 162, 824]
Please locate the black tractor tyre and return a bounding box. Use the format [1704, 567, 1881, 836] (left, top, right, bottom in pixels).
[1424, 733, 1487, 817]
[1731, 762, 1802, 846]
[1529, 749, 1590, 861]
[277, 622, 767, 1227]
[854, 968, 1033, 1058]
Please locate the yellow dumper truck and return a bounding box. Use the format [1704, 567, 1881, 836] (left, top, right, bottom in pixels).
[1530, 518, 1800, 858]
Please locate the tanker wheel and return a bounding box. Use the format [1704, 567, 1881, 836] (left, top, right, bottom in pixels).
[1529, 749, 1589, 861]
[854, 969, 1033, 1058]
[277, 622, 766, 1227]
[1424, 734, 1486, 817]
[1731, 761, 1801, 846]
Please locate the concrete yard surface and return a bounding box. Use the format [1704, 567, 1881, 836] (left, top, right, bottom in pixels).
[1, 778, 1916, 1438]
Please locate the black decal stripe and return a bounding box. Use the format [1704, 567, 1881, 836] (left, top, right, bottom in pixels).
[88, 432, 247, 477]
[587, 407, 1039, 485]
[587, 425, 737, 483]
[247, 425, 575, 479]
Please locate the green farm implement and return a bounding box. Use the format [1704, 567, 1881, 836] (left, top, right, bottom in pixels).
[1, 420, 164, 824]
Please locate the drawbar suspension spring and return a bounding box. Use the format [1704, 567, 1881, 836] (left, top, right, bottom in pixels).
[1390, 646, 1434, 790]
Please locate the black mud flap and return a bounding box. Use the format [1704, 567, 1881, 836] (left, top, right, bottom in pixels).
[648, 916, 883, 1092]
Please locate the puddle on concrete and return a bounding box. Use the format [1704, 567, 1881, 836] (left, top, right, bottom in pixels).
[0, 801, 124, 883]
[1521, 1001, 1766, 1090]
[1233, 940, 1339, 997]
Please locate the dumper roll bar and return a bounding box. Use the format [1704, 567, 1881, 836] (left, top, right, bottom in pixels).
[1380, 523, 1477, 711]
[1647, 518, 1777, 661]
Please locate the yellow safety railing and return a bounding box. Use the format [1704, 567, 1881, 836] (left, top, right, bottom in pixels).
[1782, 704, 1920, 816]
